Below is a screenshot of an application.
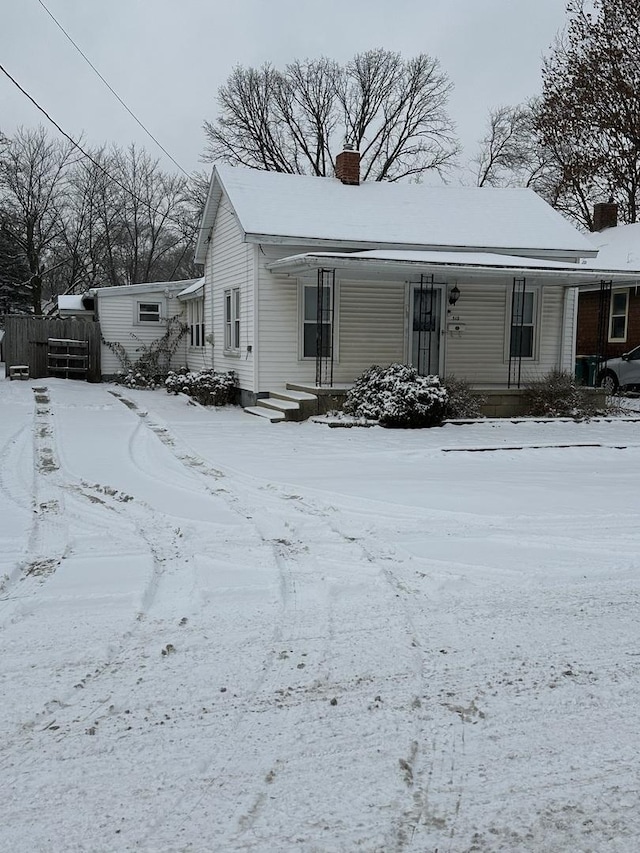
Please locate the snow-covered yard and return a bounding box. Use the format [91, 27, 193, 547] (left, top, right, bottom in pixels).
[1, 375, 639, 853]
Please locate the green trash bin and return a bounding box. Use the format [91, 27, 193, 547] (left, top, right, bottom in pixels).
[585, 355, 600, 387]
[575, 356, 588, 385]
[575, 355, 600, 386]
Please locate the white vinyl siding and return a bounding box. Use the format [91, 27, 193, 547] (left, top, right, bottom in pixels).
[445, 283, 569, 386]
[257, 246, 407, 390]
[207, 201, 254, 388]
[99, 291, 187, 376]
[334, 281, 405, 382]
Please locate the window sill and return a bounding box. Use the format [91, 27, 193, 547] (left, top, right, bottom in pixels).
[223, 349, 241, 358]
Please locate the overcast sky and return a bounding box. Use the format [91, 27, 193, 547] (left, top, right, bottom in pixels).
[1, 0, 568, 181]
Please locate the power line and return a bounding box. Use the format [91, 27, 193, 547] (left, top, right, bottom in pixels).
[36, 0, 190, 178]
[0, 62, 205, 241]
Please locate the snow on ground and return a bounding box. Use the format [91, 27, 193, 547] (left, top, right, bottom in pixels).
[1, 376, 639, 853]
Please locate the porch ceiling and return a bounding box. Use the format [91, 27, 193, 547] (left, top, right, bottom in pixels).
[266, 249, 640, 287]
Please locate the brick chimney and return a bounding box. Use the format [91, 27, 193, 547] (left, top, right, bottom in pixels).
[335, 145, 360, 185]
[592, 200, 618, 231]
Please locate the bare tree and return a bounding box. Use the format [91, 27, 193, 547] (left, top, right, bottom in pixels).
[0, 126, 77, 313]
[204, 50, 459, 181]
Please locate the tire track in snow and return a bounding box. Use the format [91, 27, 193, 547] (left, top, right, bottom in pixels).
[109, 394, 449, 850]
[263, 490, 472, 851]
[0, 388, 68, 626]
[0, 390, 197, 775]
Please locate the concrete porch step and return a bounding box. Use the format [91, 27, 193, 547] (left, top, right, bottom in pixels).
[243, 387, 321, 422]
[244, 405, 286, 422]
[259, 398, 301, 412]
[270, 389, 318, 403]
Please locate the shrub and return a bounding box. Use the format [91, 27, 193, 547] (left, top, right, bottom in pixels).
[522, 369, 604, 418]
[441, 375, 485, 419]
[165, 368, 237, 406]
[343, 363, 448, 428]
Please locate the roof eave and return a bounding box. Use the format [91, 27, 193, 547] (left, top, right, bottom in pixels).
[267, 253, 640, 286]
[249, 232, 597, 259]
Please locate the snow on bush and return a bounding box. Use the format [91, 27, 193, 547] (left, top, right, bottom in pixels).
[343, 363, 448, 428]
[523, 369, 604, 418]
[165, 368, 237, 406]
[441, 375, 485, 419]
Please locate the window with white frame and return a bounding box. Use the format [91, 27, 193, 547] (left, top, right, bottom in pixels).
[302, 283, 332, 358]
[609, 289, 629, 342]
[224, 288, 240, 351]
[509, 289, 536, 359]
[137, 301, 162, 323]
[188, 298, 205, 347]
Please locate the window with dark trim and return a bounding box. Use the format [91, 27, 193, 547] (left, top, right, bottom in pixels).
[188, 298, 205, 347]
[137, 301, 161, 323]
[509, 290, 536, 358]
[303, 284, 331, 358]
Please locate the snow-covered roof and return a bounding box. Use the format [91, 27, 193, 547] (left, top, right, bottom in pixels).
[585, 222, 640, 269]
[92, 279, 201, 298]
[57, 295, 88, 312]
[177, 277, 204, 300]
[195, 164, 598, 264]
[267, 248, 640, 287]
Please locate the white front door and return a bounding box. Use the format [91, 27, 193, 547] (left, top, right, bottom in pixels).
[410, 284, 444, 376]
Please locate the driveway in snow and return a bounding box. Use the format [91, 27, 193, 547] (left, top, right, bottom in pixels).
[1, 377, 639, 852]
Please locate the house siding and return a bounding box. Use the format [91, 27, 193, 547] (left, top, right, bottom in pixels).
[444, 284, 508, 384]
[333, 280, 406, 382]
[186, 346, 209, 372]
[445, 284, 568, 385]
[207, 199, 254, 389]
[98, 292, 187, 376]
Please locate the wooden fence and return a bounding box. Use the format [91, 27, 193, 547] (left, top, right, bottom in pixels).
[2, 316, 101, 382]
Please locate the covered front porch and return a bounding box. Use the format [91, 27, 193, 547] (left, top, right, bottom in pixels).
[265, 249, 638, 399]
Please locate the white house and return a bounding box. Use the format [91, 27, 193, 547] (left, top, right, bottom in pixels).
[192, 149, 637, 417]
[94, 279, 202, 378]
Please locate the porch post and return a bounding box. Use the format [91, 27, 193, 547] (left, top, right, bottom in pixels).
[316, 268, 336, 387]
[415, 274, 435, 375]
[595, 280, 612, 383]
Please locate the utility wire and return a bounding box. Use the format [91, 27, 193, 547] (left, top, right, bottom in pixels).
[36, 0, 190, 178]
[0, 62, 205, 241]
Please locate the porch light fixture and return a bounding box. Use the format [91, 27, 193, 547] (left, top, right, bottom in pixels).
[448, 284, 461, 306]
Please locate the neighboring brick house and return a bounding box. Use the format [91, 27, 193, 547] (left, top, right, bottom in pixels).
[576, 204, 640, 378]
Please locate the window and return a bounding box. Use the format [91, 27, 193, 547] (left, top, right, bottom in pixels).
[188, 298, 205, 347]
[509, 289, 536, 358]
[303, 284, 332, 358]
[609, 289, 629, 342]
[224, 288, 240, 351]
[137, 301, 161, 323]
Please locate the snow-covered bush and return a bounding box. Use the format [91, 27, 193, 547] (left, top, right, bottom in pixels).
[118, 369, 163, 390]
[441, 375, 485, 419]
[165, 368, 237, 406]
[522, 369, 604, 418]
[343, 363, 448, 428]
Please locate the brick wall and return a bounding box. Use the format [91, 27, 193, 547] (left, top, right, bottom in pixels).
[577, 288, 640, 356]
